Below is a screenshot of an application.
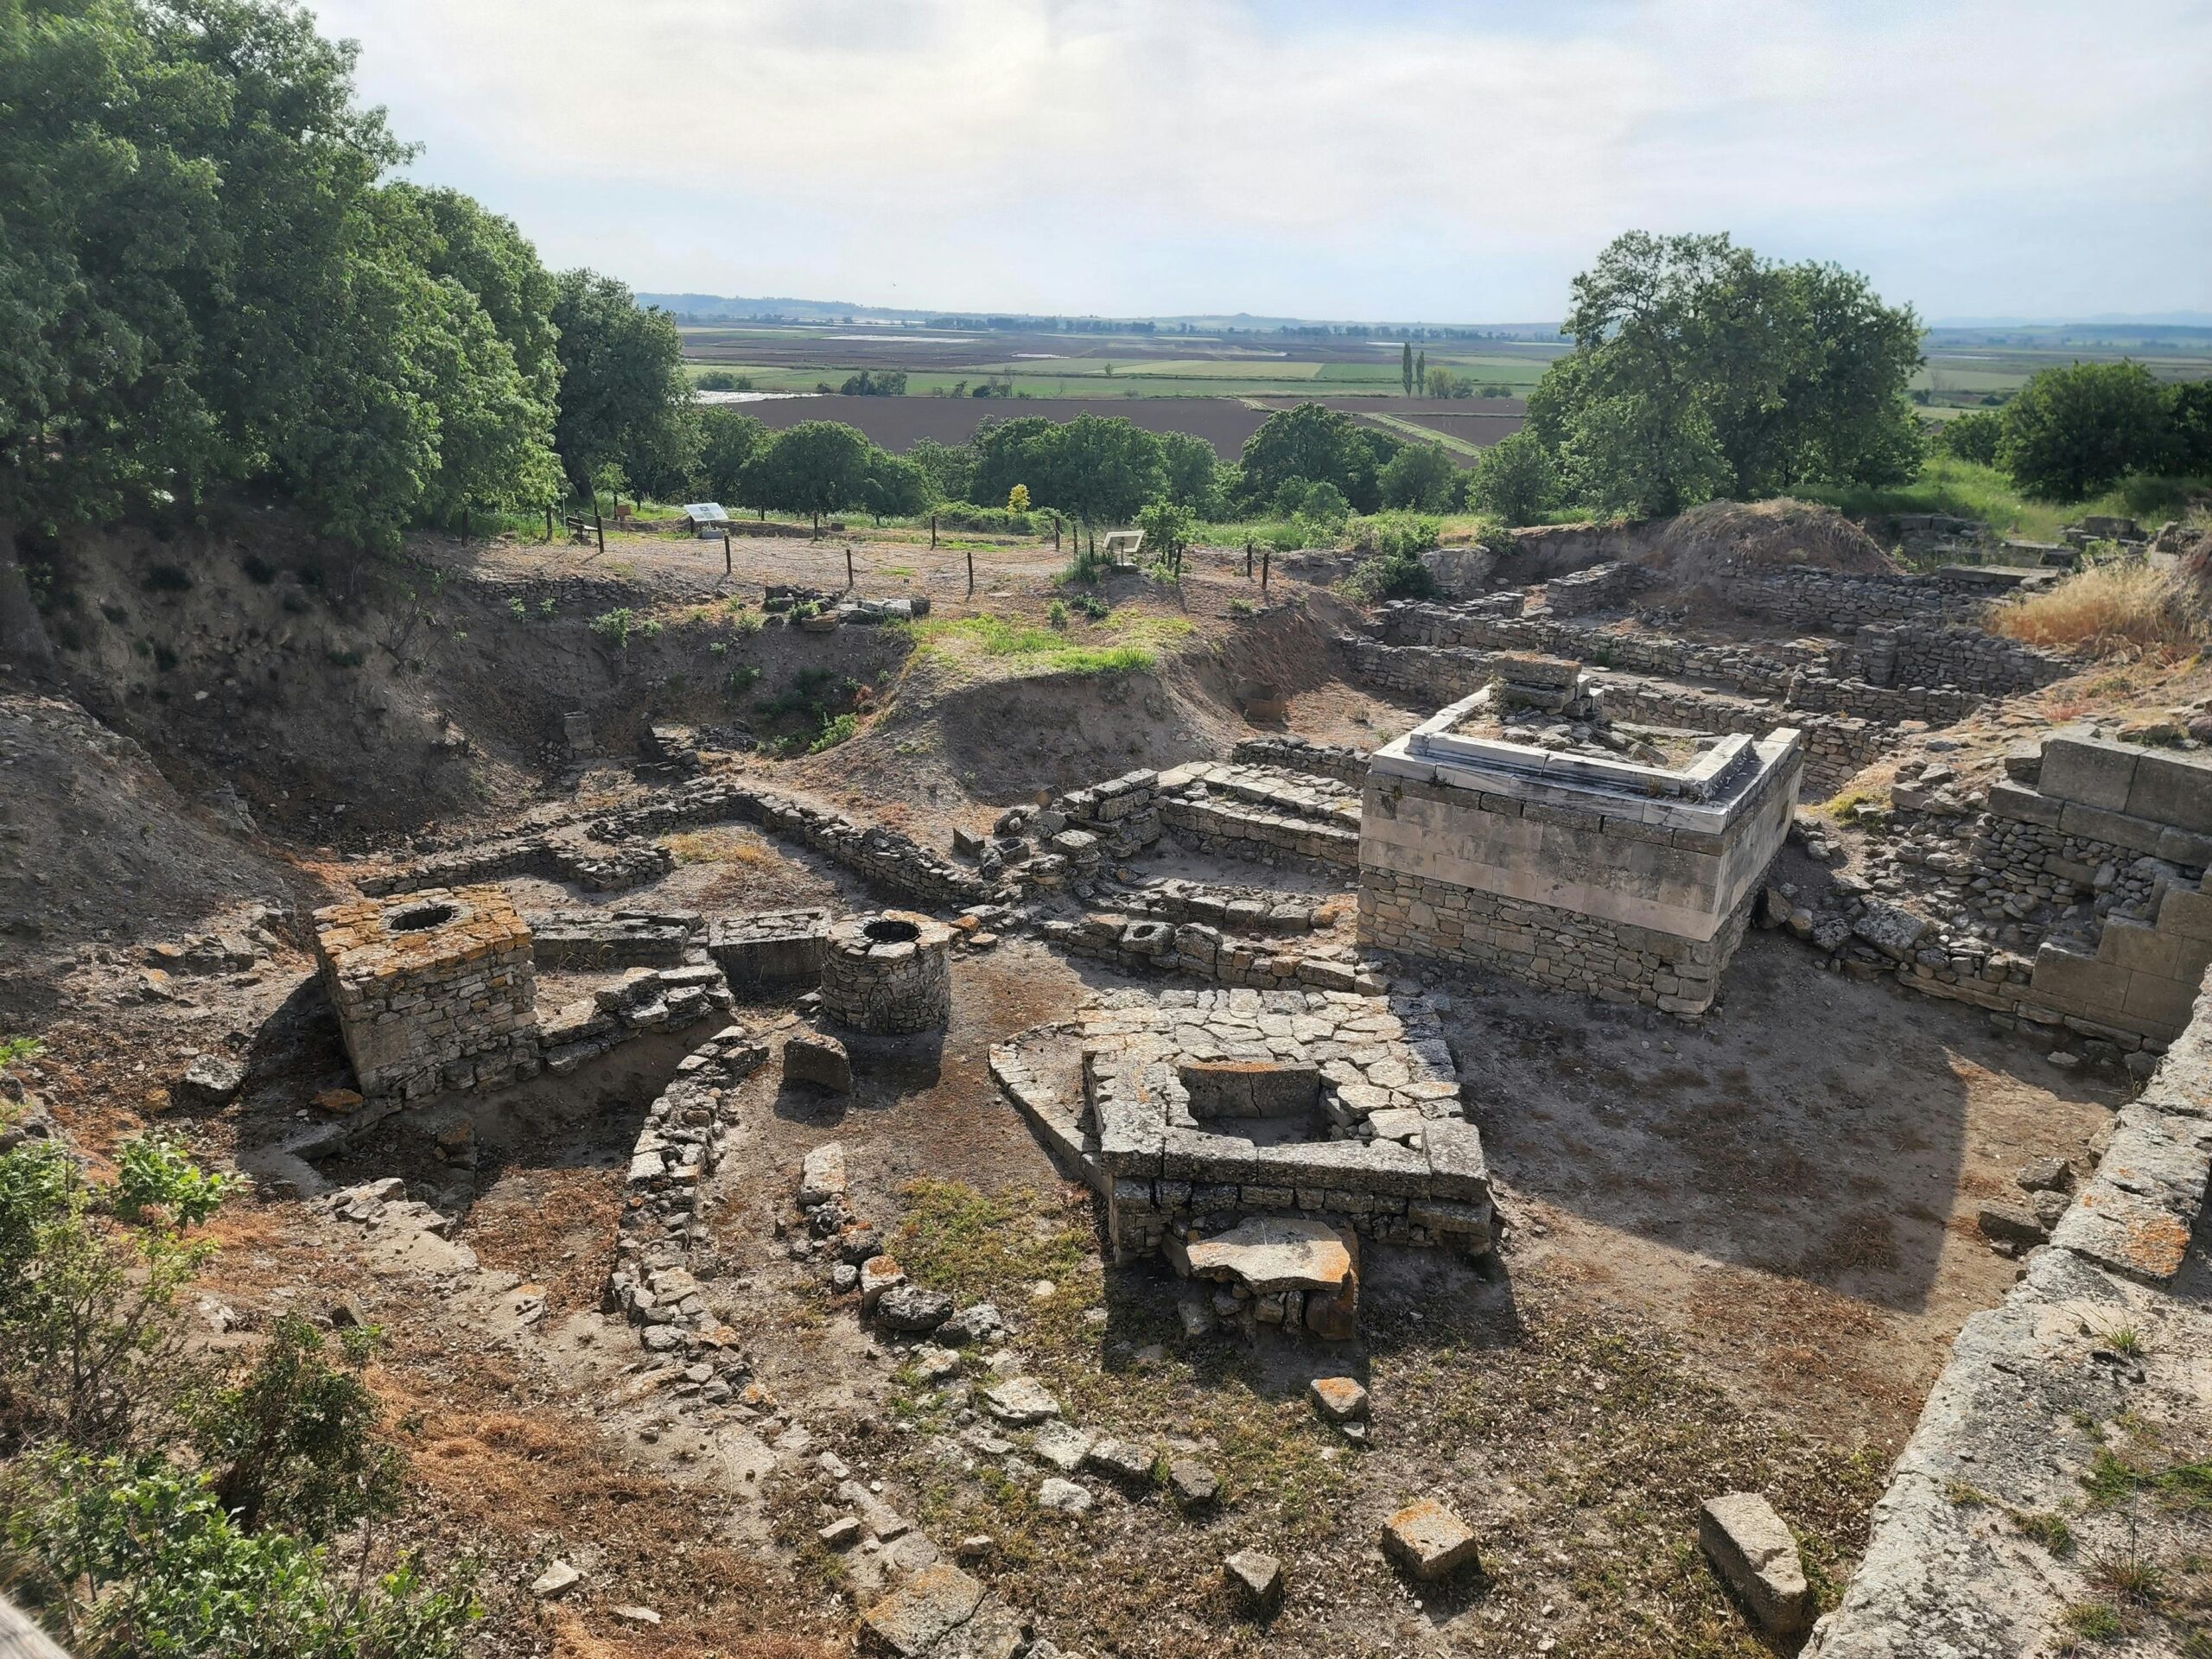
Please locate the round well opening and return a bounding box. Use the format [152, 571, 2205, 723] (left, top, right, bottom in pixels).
[863, 918, 920, 945]
[391, 901, 458, 933]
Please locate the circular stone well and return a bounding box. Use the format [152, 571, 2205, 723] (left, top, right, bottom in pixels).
[818, 911, 954, 1034]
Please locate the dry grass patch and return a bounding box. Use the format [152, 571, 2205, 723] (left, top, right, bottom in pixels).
[1994, 562, 2209, 660]
[665, 826, 778, 867]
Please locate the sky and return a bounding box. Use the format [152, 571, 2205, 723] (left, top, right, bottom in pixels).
[311, 0, 2212, 326]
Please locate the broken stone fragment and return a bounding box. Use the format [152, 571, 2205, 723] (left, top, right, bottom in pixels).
[784, 1029, 851, 1093]
[1309, 1376, 1370, 1424]
[608, 1605, 661, 1627]
[1028, 1421, 1092, 1472]
[935, 1301, 1006, 1346]
[1036, 1476, 1093, 1515]
[1168, 1459, 1220, 1508]
[1976, 1200, 2050, 1248]
[981, 1376, 1060, 1425]
[876, 1285, 954, 1333]
[1083, 1436, 1156, 1484]
[912, 1344, 961, 1382]
[528, 1560, 582, 1599]
[1224, 1549, 1284, 1616]
[860, 1561, 986, 1657]
[1381, 1498, 1480, 1581]
[178, 1052, 247, 1108]
[857, 1255, 906, 1312]
[1698, 1492, 1811, 1636]
[2016, 1155, 2070, 1192]
[798, 1141, 847, 1207]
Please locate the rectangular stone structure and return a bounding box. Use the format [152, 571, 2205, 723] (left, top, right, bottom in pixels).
[706, 909, 830, 988]
[313, 885, 540, 1103]
[1357, 691, 1802, 1014]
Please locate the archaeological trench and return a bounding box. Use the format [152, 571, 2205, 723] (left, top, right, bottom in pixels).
[3, 508, 2209, 1656]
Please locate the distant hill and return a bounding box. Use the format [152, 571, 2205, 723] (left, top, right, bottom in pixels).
[639, 290, 1559, 337]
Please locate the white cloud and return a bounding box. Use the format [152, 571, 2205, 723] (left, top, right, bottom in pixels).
[311, 0, 2212, 317]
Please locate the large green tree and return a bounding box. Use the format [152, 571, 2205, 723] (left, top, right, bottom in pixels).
[1998, 360, 2171, 501]
[1156, 429, 1229, 517]
[1378, 442, 1456, 510]
[549, 270, 696, 500]
[1021, 414, 1166, 537]
[1527, 232, 1923, 516]
[0, 0, 563, 550]
[1238, 402, 1398, 514]
[741, 420, 871, 533]
[696, 407, 768, 505]
[966, 416, 1056, 507]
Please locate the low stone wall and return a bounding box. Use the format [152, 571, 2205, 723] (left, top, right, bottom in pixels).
[1779, 671, 1984, 727]
[1152, 760, 1363, 874]
[1107, 879, 1325, 935]
[1043, 912, 1381, 995]
[531, 910, 700, 969]
[1849, 622, 2071, 696]
[537, 963, 734, 1075]
[594, 776, 989, 909]
[1805, 967, 2212, 1656]
[1588, 675, 1884, 797]
[605, 1026, 771, 1359]
[1230, 735, 1372, 788]
[1725, 563, 1985, 629]
[1539, 559, 1652, 615]
[360, 832, 671, 898]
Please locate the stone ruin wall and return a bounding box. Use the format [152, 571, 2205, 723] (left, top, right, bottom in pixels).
[312, 886, 542, 1103]
[1357, 724, 1802, 1015]
[1805, 965, 2212, 1655]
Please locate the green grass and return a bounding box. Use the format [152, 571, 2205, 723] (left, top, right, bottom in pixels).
[1803, 456, 2209, 545]
[903, 610, 1191, 674]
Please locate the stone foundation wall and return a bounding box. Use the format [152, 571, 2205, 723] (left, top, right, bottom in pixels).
[1804, 968, 2212, 1656]
[1849, 623, 2071, 696]
[361, 833, 671, 898]
[1042, 912, 1381, 995]
[1540, 560, 1652, 615]
[1361, 868, 1757, 1014]
[604, 1027, 770, 1359]
[1230, 735, 1372, 788]
[595, 777, 989, 908]
[312, 886, 542, 1103]
[1725, 563, 1984, 628]
[1155, 760, 1363, 873]
[1588, 676, 1883, 796]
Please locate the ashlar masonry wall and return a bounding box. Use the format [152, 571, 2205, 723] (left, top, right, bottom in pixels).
[1357, 697, 1802, 1014]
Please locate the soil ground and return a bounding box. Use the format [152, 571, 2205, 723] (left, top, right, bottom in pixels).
[0, 508, 2168, 1658]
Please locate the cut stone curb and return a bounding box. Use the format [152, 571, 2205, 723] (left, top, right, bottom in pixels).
[1699, 1492, 1812, 1637]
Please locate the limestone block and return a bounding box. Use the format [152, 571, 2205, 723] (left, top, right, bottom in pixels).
[1382, 1498, 1481, 1581]
[2037, 735, 2139, 811]
[1698, 1493, 1812, 1636]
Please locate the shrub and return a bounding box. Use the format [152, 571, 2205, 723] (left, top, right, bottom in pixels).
[1345, 512, 1441, 559]
[588, 607, 635, 647]
[1468, 429, 1560, 526]
[1341, 545, 1439, 606]
[809, 713, 860, 753]
[1935, 410, 2003, 467]
[1046, 599, 1069, 631]
[194, 1313, 401, 1540]
[2, 1451, 475, 1659]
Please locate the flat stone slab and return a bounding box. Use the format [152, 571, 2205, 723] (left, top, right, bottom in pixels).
[1084, 1436, 1156, 1484]
[798, 1141, 846, 1207]
[1184, 1217, 1354, 1293]
[1168, 1459, 1219, 1507]
[861, 1561, 986, 1657]
[1029, 1421, 1092, 1472]
[1382, 1498, 1480, 1581]
[982, 1377, 1061, 1425]
[1698, 1492, 1811, 1636]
